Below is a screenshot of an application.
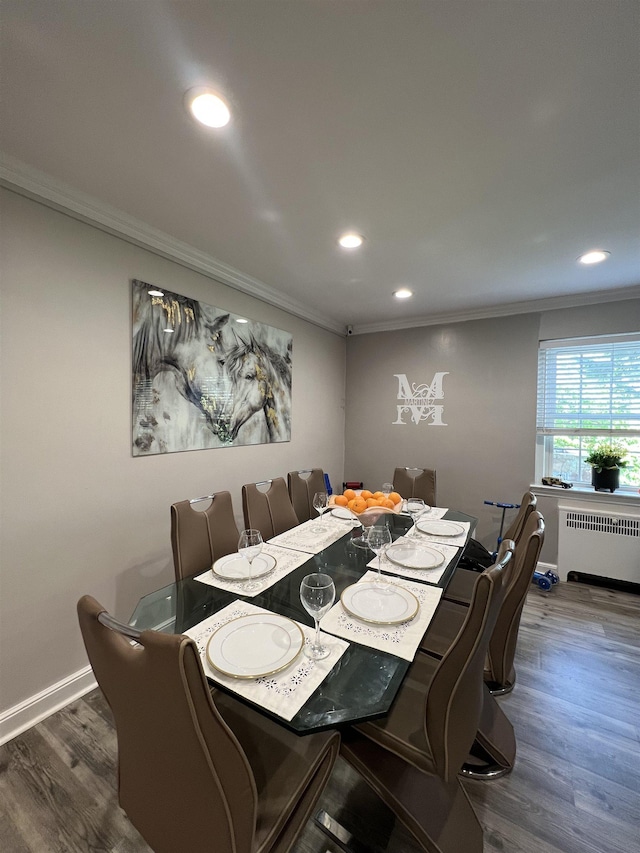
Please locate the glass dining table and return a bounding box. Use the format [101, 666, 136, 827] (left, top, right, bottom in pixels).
[130, 510, 476, 734]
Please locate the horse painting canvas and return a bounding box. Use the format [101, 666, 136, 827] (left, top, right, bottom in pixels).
[132, 280, 292, 455]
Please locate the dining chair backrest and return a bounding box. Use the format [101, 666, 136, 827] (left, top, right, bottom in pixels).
[486, 510, 545, 691]
[425, 539, 514, 783]
[170, 490, 240, 581]
[503, 491, 537, 544]
[287, 468, 326, 523]
[77, 595, 257, 853]
[393, 467, 437, 506]
[242, 477, 299, 539]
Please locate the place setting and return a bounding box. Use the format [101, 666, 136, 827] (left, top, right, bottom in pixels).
[267, 492, 355, 553]
[368, 534, 460, 585]
[183, 574, 348, 722]
[320, 567, 443, 662]
[408, 516, 471, 546]
[194, 528, 315, 597]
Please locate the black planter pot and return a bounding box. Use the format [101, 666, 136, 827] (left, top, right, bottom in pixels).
[592, 467, 620, 493]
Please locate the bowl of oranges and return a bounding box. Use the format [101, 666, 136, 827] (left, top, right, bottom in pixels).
[330, 488, 403, 518]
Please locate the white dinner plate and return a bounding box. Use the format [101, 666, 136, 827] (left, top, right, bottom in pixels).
[330, 506, 357, 521]
[415, 519, 465, 538]
[385, 542, 445, 570]
[340, 582, 419, 625]
[206, 613, 304, 678]
[211, 552, 276, 581]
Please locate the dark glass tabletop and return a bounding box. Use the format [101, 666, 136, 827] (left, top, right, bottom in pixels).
[130, 510, 476, 734]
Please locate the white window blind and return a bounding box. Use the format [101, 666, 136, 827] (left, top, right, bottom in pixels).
[537, 334, 640, 437]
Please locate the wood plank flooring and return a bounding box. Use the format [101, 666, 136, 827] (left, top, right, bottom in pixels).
[1, 580, 638, 853]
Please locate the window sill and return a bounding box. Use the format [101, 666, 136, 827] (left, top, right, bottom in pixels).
[531, 483, 640, 506]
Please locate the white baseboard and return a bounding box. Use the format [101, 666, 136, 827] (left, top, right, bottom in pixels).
[537, 561, 558, 574]
[0, 666, 97, 746]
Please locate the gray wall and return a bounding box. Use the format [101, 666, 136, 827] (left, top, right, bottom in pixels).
[344, 300, 640, 558]
[0, 189, 347, 715]
[344, 315, 540, 549]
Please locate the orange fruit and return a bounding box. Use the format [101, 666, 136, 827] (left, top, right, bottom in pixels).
[361, 489, 373, 500]
[366, 497, 379, 508]
[334, 495, 349, 507]
[382, 498, 395, 509]
[343, 489, 357, 501]
[352, 498, 367, 513]
[347, 499, 357, 511]
[389, 492, 402, 505]
[372, 491, 384, 500]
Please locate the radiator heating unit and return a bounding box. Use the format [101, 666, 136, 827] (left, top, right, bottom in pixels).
[558, 502, 640, 584]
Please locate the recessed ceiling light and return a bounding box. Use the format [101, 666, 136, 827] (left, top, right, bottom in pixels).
[338, 232, 364, 249]
[578, 250, 610, 265]
[236, 317, 249, 324]
[148, 289, 164, 297]
[186, 88, 231, 128]
[163, 328, 175, 334]
[394, 288, 413, 299]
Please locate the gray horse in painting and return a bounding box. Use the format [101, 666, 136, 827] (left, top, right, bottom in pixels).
[132, 289, 232, 453]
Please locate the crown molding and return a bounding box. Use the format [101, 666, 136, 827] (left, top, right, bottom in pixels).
[349, 285, 640, 336]
[0, 153, 345, 336]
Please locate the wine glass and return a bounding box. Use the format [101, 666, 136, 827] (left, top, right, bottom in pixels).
[312, 491, 329, 531]
[381, 482, 394, 500]
[367, 524, 393, 587]
[237, 528, 264, 592]
[405, 497, 426, 531]
[300, 573, 336, 659]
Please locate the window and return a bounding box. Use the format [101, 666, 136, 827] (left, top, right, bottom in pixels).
[536, 334, 640, 491]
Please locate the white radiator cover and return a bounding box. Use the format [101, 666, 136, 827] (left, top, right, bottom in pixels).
[558, 502, 640, 583]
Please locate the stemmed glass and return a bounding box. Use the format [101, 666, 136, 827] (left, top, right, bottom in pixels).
[312, 491, 329, 531]
[405, 498, 426, 531]
[381, 482, 394, 500]
[367, 524, 393, 587]
[237, 528, 264, 592]
[300, 573, 336, 659]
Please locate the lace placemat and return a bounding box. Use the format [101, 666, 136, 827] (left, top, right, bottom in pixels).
[268, 517, 351, 554]
[320, 571, 443, 662]
[184, 600, 349, 722]
[367, 537, 459, 585]
[194, 542, 314, 598]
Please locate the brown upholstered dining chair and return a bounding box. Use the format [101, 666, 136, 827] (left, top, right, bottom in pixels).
[445, 490, 538, 607]
[170, 491, 240, 581]
[242, 477, 299, 539]
[428, 511, 545, 697]
[287, 468, 326, 523]
[77, 596, 340, 853]
[392, 466, 437, 506]
[340, 543, 514, 853]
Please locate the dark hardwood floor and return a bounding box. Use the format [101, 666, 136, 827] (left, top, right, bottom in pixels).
[1, 580, 639, 852]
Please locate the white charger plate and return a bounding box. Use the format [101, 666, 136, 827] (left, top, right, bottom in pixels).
[415, 519, 465, 538]
[341, 582, 419, 625]
[206, 613, 304, 678]
[385, 542, 445, 570]
[212, 552, 276, 581]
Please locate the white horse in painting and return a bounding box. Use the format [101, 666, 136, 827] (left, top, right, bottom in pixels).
[225, 336, 292, 443]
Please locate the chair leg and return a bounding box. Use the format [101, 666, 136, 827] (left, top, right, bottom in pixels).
[460, 686, 516, 779]
[486, 669, 516, 696]
[340, 731, 484, 853]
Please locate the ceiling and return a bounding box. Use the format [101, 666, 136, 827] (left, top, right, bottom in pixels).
[1, 0, 639, 334]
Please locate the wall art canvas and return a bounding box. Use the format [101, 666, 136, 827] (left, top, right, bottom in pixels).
[132, 280, 292, 455]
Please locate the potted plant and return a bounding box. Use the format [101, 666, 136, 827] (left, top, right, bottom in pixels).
[584, 442, 628, 492]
